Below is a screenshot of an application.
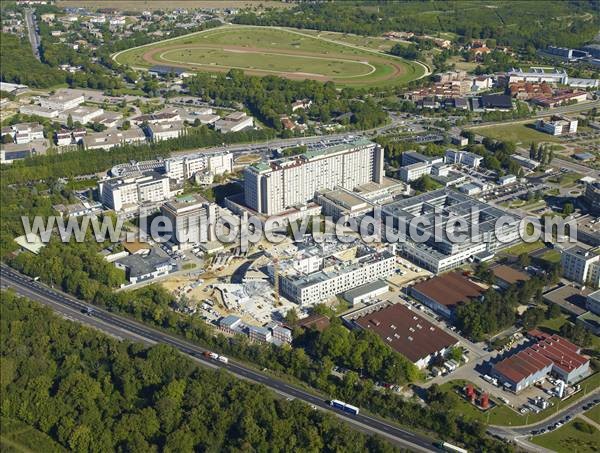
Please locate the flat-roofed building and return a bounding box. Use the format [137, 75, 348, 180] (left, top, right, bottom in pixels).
[165, 151, 233, 182]
[1, 122, 44, 144]
[536, 115, 578, 136]
[244, 138, 384, 215]
[147, 121, 185, 141]
[315, 187, 372, 222]
[445, 149, 482, 168]
[587, 290, 600, 316]
[382, 189, 521, 273]
[160, 194, 217, 249]
[561, 245, 600, 286]
[19, 104, 59, 119]
[214, 111, 254, 133]
[83, 127, 146, 150]
[59, 105, 103, 124]
[40, 90, 84, 111]
[98, 171, 172, 211]
[346, 301, 458, 369]
[278, 244, 396, 306]
[410, 272, 486, 318]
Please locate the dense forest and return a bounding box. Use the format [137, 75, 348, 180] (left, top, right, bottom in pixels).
[0, 291, 399, 452]
[186, 69, 388, 130]
[0, 33, 66, 88]
[234, 1, 599, 49]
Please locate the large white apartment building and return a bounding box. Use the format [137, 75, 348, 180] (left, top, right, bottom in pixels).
[165, 151, 233, 182]
[244, 139, 384, 215]
[561, 246, 600, 286]
[99, 172, 172, 211]
[278, 244, 396, 305]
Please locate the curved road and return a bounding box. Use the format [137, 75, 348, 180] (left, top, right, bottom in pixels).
[0, 264, 438, 453]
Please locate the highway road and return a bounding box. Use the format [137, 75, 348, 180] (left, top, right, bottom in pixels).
[0, 264, 438, 453]
[24, 8, 41, 61]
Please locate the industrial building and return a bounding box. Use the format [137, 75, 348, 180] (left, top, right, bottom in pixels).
[491, 331, 590, 393]
[344, 301, 458, 369]
[244, 138, 384, 215]
[410, 272, 486, 318]
[381, 189, 521, 273]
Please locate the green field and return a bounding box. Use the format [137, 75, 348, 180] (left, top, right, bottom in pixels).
[530, 419, 600, 453]
[439, 374, 600, 427]
[113, 25, 426, 87]
[1, 417, 65, 453]
[470, 122, 562, 144]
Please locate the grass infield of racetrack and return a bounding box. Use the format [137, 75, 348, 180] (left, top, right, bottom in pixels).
[113, 25, 426, 88]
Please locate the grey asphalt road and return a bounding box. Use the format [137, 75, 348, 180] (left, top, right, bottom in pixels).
[0, 264, 439, 453]
[24, 9, 41, 61]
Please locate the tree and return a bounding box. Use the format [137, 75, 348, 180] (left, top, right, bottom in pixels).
[285, 307, 299, 326]
[121, 120, 131, 130]
[67, 113, 73, 129]
[1, 133, 13, 144]
[562, 202, 574, 216]
[518, 253, 531, 267]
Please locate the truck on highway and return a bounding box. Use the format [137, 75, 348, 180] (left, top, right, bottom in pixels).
[217, 355, 229, 364]
[434, 442, 469, 453]
[329, 399, 359, 415]
[434, 441, 468, 453]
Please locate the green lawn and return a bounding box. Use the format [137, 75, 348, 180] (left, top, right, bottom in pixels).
[470, 122, 561, 144]
[585, 404, 600, 425]
[0, 417, 65, 453]
[540, 249, 562, 264]
[549, 172, 583, 188]
[502, 240, 545, 256]
[113, 25, 425, 88]
[530, 419, 600, 453]
[439, 373, 600, 427]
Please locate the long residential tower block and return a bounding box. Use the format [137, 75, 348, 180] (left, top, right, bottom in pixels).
[244, 139, 384, 215]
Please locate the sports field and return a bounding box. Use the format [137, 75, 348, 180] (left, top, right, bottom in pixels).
[113, 25, 427, 87]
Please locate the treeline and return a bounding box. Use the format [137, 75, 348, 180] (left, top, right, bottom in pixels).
[0, 33, 65, 88]
[455, 263, 561, 340]
[296, 321, 421, 385]
[5, 230, 508, 451]
[186, 69, 387, 130]
[0, 292, 398, 452]
[234, 1, 599, 49]
[0, 125, 276, 187]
